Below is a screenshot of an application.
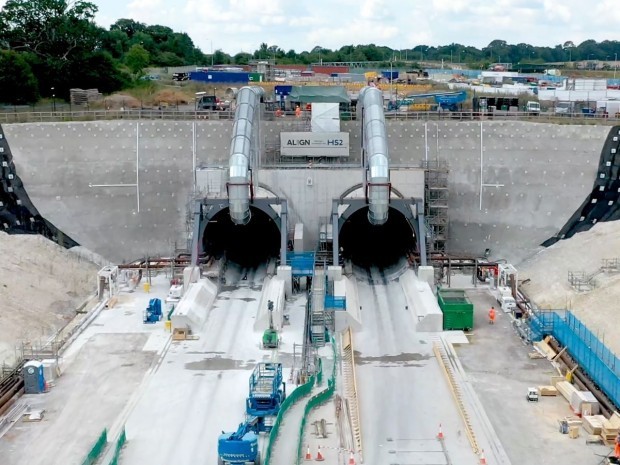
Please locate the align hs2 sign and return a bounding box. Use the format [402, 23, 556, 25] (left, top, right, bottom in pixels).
[280, 132, 349, 157]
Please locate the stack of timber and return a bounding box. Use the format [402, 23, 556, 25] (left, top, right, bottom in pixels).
[556, 381, 579, 403]
[583, 415, 606, 435]
[538, 385, 558, 396]
[601, 412, 620, 445]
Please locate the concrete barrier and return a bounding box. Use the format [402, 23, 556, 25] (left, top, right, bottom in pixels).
[170, 279, 217, 333]
[401, 270, 443, 332]
[254, 277, 285, 331]
[336, 276, 362, 331]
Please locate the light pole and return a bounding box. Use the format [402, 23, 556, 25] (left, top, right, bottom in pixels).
[615, 53, 617, 79]
[206, 39, 213, 67]
[51, 87, 56, 112]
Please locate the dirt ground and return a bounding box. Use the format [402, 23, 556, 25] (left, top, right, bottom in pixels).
[0, 232, 98, 367]
[519, 220, 620, 356]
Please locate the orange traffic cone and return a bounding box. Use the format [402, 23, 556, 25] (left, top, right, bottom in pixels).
[348, 451, 356, 465]
[479, 449, 487, 464]
[305, 444, 312, 461]
[315, 445, 325, 461]
[437, 423, 444, 440]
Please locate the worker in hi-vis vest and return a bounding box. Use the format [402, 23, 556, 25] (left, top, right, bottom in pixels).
[488, 306, 496, 325]
[615, 432, 620, 458]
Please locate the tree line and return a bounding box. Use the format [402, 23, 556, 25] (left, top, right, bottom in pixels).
[1, 0, 620, 105]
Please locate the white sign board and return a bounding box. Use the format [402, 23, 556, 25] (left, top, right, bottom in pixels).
[280, 132, 349, 157]
[311, 102, 340, 133]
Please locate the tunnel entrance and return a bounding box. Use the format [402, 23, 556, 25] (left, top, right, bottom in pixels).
[202, 206, 281, 267]
[339, 206, 416, 270]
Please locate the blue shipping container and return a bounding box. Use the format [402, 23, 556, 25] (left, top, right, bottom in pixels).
[381, 70, 399, 80]
[189, 71, 250, 83]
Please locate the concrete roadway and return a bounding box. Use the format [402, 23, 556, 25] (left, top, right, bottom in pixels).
[354, 268, 480, 465]
[458, 290, 611, 465]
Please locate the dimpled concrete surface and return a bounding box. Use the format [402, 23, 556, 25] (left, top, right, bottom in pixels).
[3, 120, 611, 264]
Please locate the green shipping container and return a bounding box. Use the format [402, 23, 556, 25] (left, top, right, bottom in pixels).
[248, 73, 264, 82]
[437, 289, 474, 331]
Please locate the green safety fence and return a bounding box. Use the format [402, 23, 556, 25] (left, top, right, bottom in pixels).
[316, 358, 323, 386]
[295, 337, 338, 465]
[79, 429, 108, 465]
[106, 427, 127, 465]
[263, 369, 318, 465]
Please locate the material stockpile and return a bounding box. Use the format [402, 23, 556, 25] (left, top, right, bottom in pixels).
[519, 220, 620, 357]
[0, 232, 98, 367]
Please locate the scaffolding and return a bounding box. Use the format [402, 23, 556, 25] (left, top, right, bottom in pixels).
[422, 160, 449, 255]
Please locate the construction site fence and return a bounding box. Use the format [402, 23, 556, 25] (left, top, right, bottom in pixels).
[295, 337, 338, 465]
[106, 427, 127, 465]
[263, 368, 319, 465]
[3, 108, 620, 125]
[530, 310, 620, 409]
[79, 428, 108, 465]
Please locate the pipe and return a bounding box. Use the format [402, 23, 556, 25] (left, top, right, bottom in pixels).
[228, 86, 264, 225]
[547, 337, 616, 416]
[359, 86, 389, 225]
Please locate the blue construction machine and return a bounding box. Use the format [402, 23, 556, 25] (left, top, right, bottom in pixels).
[217, 363, 286, 465]
[388, 90, 467, 112]
[143, 298, 162, 323]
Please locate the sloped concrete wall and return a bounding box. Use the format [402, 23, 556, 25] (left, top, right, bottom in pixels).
[3, 119, 610, 264]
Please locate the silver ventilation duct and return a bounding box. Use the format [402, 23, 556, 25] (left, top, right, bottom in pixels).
[359, 86, 390, 225]
[228, 86, 264, 225]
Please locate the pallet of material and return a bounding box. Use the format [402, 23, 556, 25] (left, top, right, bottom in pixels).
[538, 385, 558, 396]
[534, 337, 557, 360]
[583, 415, 606, 435]
[571, 390, 600, 416]
[556, 381, 578, 403]
[562, 416, 583, 427]
[602, 411, 620, 445]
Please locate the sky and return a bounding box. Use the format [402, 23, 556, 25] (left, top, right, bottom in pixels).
[2, 0, 620, 55]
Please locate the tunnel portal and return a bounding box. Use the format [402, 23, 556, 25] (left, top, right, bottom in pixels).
[339, 206, 417, 270]
[202, 206, 281, 267]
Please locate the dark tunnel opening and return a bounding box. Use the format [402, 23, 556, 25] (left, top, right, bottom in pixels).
[202, 206, 281, 267]
[339, 206, 416, 270]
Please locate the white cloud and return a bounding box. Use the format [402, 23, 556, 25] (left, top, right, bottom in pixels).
[2, 0, 618, 55]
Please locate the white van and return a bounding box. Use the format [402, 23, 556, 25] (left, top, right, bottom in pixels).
[498, 295, 517, 312]
[525, 101, 541, 115]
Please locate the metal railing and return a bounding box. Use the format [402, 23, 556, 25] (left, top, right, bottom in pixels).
[2, 108, 620, 125]
[0, 109, 236, 123]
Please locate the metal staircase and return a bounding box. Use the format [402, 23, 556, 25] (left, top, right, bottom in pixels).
[422, 160, 449, 256]
[310, 268, 327, 346]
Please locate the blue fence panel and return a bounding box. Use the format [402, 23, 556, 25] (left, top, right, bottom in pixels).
[529, 310, 557, 341]
[286, 252, 315, 277]
[531, 311, 620, 409]
[324, 295, 346, 310]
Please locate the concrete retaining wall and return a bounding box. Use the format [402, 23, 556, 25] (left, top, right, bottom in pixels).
[3, 120, 611, 264]
[170, 279, 217, 332]
[400, 270, 443, 332]
[254, 276, 285, 332]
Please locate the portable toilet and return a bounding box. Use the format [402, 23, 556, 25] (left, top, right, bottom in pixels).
[23, 361, 45, 394]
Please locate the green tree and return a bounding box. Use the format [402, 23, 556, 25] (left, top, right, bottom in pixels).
[0, 0, 99, 61]
[233, 52, 252, 65]
[110, 18, 146, 38]
[125, 44, 150, 74]
[0, 50, 39, 104]
[152, 51, 183, 67]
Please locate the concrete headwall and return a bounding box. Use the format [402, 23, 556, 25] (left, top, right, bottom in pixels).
[3, 120, 611, 264]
